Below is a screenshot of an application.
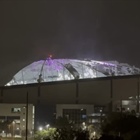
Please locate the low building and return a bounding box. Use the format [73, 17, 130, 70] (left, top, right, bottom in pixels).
[56, 104, 95, 125]
[0, 104, 34, 137]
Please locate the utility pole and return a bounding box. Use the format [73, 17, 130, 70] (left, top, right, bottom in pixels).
[137, 77, 140, 113]
[76, 81, 79, 104]
[110, 79, 113, 112]
[26, 92, 28, 140]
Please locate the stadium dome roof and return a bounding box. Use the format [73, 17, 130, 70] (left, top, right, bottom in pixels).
[6, 58, 140, 86]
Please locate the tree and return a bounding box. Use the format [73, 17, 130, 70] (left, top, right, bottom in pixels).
[131, 130, 140, 140]
[35, 128, 56, 140]
[0, 120, 13, 135]
[101, 112, 140, 140]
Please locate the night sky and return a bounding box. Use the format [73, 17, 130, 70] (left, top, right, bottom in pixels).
[1, 0, 140, 85]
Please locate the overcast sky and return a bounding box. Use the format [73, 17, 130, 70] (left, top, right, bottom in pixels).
[0, 0, 140, 85]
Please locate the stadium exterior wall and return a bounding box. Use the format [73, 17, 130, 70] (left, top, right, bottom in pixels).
[0, 75, 140, 112]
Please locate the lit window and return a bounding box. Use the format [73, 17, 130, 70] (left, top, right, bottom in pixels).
[11, 108, 21, 113]
[82, 115, 87, 119]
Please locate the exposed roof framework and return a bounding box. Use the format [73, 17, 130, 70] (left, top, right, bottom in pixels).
[6, 59, 140, 86]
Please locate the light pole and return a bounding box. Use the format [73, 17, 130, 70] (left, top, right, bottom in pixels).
[12, 121, 15, 140]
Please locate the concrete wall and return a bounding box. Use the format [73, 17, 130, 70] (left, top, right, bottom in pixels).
[0, 75, 140, 111]
[78, 80, 111, 105]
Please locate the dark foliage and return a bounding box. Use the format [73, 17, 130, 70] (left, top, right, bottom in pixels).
[101, 112, 140, 140]
[50, 128, 89, 140]
[99, 134, 124, 140]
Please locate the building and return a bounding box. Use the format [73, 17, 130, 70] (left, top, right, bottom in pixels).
[56, 104, 106, 127]
[56, 104, 94, 123]
[0, 104, 34, 137]
[0, 59, 140, 127]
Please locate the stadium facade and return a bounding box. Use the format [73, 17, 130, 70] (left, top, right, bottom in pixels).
[1, 59, 140, 128]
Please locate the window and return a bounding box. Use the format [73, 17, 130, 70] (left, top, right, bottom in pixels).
[82, 115, 87, 119]
[11, 108, 21, 113]
[7, 116, 20, 120]
[63, 109, 86, 123]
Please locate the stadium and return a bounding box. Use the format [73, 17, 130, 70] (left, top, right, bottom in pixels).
[3, 58, 140, 112]
[1, 58, 140, 132]
[6, 58, 140, 86]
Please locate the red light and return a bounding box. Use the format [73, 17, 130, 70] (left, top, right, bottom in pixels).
[47, 54, 53, 59]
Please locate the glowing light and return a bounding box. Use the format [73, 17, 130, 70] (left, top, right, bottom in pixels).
[82, 122, 87, 130]
[48, 54, 52, 58]
[39, 127, 43, 131]
[46, 124, 50, 129]
[100, 109, 102, 113]
[82, 122, 85, 126]
[93, 131, 96, 136]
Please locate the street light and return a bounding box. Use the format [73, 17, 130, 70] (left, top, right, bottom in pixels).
[46, 124, 50, 130]
[39, 127, 43, 131]
[12, 121, 15, 139]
